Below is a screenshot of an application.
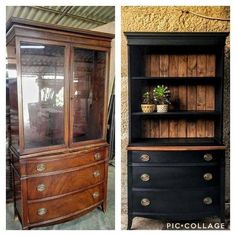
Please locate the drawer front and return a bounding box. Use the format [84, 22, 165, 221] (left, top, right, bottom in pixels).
[28, 184, 104, 224]
[27, 163, 105, 200]
[130, 150, 223, 164]
[132, 187, 220, 214]
[132, 166, 220, 188]
[26, 147, 107, 175]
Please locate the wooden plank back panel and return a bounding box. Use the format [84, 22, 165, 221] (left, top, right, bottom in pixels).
[196, 55, 207, 137]
[159, 55, 169, 137]
[142, 53, 216, 139]
[205, 54, 216, 137]
[169, 55, 179, 137]
[142, 119, 214, 138]
[178, 55, 187, 137]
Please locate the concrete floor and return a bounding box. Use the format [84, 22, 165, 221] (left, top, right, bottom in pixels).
[6, 165, 115, 230]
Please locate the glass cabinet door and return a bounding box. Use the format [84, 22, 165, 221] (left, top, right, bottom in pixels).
[72, 48, 107, 143]
[20, 42, 66, 149]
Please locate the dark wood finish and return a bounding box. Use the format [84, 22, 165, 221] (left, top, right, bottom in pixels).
[25, 147, 107, 175]
[125, 32, 228, 229]
[28, 183, 104, 224]
[7, 18, 113, 229]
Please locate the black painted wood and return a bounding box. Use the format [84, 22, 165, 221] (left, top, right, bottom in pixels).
[132, 166, 220, 188]
[126, 32, 227, 229]
[130, 150, 223, 164]
[132, 187, 220, 215]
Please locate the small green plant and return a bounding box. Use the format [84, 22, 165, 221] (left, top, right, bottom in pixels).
[142, 91, 153, 104]
[153, 85, 171, 105]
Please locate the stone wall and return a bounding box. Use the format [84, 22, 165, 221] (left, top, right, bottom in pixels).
[121, 6, 230, 228]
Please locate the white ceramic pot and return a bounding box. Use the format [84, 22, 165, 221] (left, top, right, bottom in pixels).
[156, 104, 168, 113]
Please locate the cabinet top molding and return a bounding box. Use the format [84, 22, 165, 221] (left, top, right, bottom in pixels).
[124, 32, 229, 46]
[6, 17, 114, 40]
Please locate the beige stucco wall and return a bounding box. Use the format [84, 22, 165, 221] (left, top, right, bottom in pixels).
[121, 6, 230, 229]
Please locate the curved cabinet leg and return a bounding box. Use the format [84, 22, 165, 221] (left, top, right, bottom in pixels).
[101, 201, 107, 213]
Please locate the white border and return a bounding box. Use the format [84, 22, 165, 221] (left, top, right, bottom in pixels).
[0, 1, 235, 235]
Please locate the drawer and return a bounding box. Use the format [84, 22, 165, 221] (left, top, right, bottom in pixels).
[27, 163, 105, 200]
[28, 183, 104, 224]
[130, 150, 223, 164]
[132, 187, 220, 215]
[132, 166, 220, 188]
[25, 147, 107, 175]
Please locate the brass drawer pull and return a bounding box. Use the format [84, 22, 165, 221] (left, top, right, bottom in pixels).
[203, 153, 213, 162]
[93, 170, 100, 177]
[140, 173, 150, 182]
[37, 184, 46, 192]
[94, 152, 102, 161]
[37, 208, 47, 216]
[141, 198, 150, 206]
[36, 163, 46, 172]
[203, 173, 213, 181]
[92, 191, 99, 199]
[140, 154, 150, 162]
[203, 197, 213, 205]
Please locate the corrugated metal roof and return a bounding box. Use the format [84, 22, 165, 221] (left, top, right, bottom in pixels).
[6, 6, 115, 30]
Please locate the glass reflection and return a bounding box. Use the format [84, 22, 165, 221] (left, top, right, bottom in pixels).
[21, 43, 65, 149]
[73, 48, 106, 142]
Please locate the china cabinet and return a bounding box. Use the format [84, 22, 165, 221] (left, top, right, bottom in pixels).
[6, 18, 114, 229]
[125, 32, 228, 229]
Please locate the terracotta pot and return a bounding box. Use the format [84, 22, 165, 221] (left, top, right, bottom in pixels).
[141, 104, 155, 113]
[156, 104, 168, 113]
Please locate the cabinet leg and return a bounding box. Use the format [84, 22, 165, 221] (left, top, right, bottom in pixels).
[22, 226, 29, 230]
[101, 201, 107, 213]
[127, 216, 133, 230]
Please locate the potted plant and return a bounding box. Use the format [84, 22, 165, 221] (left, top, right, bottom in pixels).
[153, 85, 171, 112]
[141, 91, 155, 113]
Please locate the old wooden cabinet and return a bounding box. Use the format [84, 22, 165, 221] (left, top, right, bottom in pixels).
[125, 32, 228, 229]
[6, 18, 114, 229]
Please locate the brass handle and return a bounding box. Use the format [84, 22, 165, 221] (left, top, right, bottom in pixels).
[203, 153, 213, 162]
[141, 198, 150, 206]
[93, 170, 100, 177]
[94, 152, 102, 161]
[203, 197, 213, 205]
[37, 184, 46, 192]
[37, 208, 47, 216]
[36, 163, 46, 172]
[140, 154, 150, 162]
[140, 173, 150, 182]
[92, 192, 99, 199]
[203, 173, 213, 181]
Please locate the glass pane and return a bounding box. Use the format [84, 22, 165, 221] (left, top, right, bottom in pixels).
[21, 42, 65, 149]
[72, 48, 106, 142]
[7, 39, 19, 150]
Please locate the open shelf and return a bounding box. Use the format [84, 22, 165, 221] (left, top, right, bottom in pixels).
[131, 76, 221, 84]
[132, 111, 220, 119]
[130, 138, 222, 146]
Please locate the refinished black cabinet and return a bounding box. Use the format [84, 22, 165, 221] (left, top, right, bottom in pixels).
[125, 32, 228, 229]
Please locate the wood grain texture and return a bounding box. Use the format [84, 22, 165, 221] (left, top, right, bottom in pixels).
[28, 183, 104, 224]
[159, 55, 169, 137]
[27, 163, 105, 200]
[196, 55, 207, 137]
[9, 20, 112, 230]
[205, 54, 216, 137]
[150, 55, 160, 76]
[169, 55, 179, 137]
[178, 55, 187, 137]
[127, 146, 226, 151]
